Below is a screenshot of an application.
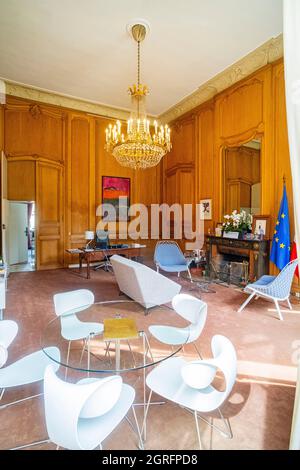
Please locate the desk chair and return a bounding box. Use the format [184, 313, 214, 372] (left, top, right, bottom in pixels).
[94, 230, 113, 272]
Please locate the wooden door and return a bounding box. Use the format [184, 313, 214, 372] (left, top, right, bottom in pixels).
[36, 161, 64, 269]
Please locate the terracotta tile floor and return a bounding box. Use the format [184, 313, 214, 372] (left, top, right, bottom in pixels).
[1, 265, 300, 450]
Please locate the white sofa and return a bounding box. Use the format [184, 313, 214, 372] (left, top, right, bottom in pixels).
[110, 255, 181, 313]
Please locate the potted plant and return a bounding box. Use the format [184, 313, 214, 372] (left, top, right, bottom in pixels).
[222, 210, 252, 239]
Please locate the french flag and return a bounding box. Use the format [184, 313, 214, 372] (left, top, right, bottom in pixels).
[290, 238, 299, 278]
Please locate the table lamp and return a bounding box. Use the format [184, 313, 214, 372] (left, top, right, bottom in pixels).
[85, 231, 94, 249]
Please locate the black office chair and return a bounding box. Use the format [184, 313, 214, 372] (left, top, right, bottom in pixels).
[93, 230, 113, 272]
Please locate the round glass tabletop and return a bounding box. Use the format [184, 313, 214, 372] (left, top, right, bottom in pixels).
[41, 300, 191, 374]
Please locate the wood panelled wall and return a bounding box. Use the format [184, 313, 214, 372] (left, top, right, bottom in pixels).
[1, 96, 160, 269]
[164, 59, 298, 286]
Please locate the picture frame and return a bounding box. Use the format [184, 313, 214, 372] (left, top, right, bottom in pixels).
[199, 199, 212, 220]
[252, 215, 271, 240]
[102, 176, 130, 221]
[215, 222, 223, 237]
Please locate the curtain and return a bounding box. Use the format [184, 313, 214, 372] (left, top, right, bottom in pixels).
[283, 0, 300, 450]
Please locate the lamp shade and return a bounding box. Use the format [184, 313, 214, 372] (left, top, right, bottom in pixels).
[85, 231, 94, 241]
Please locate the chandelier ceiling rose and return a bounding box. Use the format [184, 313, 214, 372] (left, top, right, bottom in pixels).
[105, 20, 171, 170]
[126, 18, 150, 39]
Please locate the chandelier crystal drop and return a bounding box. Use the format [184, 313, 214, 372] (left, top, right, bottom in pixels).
[105, 23, 172, 170]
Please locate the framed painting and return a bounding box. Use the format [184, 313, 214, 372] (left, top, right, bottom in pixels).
[252, 215, 271, 240]
[102, 176, 130, 221]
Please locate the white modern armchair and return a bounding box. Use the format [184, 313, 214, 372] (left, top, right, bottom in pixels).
[144, 335, 237, 449]
[110, 255, 181, 314]
[149, 294, 207, 358]
[44, 365, 142, 450]
[0, 320, 60, 450]
[238, 259, 298, 320]
[53, 289, 104, 375]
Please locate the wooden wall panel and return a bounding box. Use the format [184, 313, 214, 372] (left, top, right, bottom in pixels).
[218, 77, 264, 140]
[95, 118, 136, 240]
[65, 114, 95, 263]
[197, 103, 215, 234]
[7, 160, 35, 201]
[36, 162, 63, 269]
[166, 60, 297, 289]
[4, 100, 65, 162]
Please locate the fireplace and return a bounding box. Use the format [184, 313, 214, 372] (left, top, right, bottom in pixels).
[206, 235, 270, 285]
[210, 253, 249, 286]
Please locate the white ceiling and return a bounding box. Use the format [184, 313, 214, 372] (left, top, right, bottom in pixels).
[0, 0, 283, 116]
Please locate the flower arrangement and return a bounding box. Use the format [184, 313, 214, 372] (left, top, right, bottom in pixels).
[222, 210, 252, 233]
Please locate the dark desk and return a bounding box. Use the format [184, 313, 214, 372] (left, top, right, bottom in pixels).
[66, 245, 145, 279]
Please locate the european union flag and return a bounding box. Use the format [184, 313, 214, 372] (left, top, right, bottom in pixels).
[270, 185, 290, 270]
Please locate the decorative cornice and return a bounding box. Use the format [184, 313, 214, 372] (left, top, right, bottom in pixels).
[4, 81, 131, 120]
[160, 34, 283, 124]
[2, 34, 283, 124]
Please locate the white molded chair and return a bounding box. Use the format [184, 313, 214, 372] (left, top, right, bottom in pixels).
[0, 320, 18, 368]
[149, 294, 207, 358]
[144, 335, 237, 449]
[0, 345, 61, 450]
[53, 289, 104, 375]
[238, 259, 298, 320]
[0, 346, 60, 409]
[44, 365, 142, 450]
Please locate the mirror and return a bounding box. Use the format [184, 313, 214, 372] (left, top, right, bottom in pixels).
[223, 138, 261, 216]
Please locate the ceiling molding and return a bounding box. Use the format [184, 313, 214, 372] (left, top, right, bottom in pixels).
[160, 34, 283, 124]
[4, 81, 131, 120]
[3, 34, 283, 124]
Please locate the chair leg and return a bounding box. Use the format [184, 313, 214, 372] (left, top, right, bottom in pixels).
[140, 390, 153, 442]
[187, 267, 193, 282]
[0, 388, 5, 401]
[156, 266, 159, 273]
[65, 341, 71, 379]
[0, 393, 43, 410]
[79, 338, 87, 365]
[238, 292, 256, 312]
[193, 343, 203, 359]
[287, 298, 292, 310]
[126, 406, 144, 450]
[274, 299, 284, 321]
[127, 340, 136, 366]
[87, 335, 91, 377]
[194, 411, 203, 450]
[143, 333, 154, 362]
[10, 439, 51, 450]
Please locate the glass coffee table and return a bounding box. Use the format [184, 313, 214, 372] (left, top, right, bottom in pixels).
[41, 300, 191, 443]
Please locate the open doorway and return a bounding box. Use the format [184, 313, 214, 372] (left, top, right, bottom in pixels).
[7, 202, 36, 272]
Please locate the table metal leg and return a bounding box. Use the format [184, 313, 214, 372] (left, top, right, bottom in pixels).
[115, 339, 121, 373]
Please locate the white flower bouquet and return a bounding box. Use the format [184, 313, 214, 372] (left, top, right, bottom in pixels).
[222, 210, 252, 233]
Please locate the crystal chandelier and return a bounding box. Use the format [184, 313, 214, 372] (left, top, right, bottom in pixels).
[105, 23, 172, 170]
